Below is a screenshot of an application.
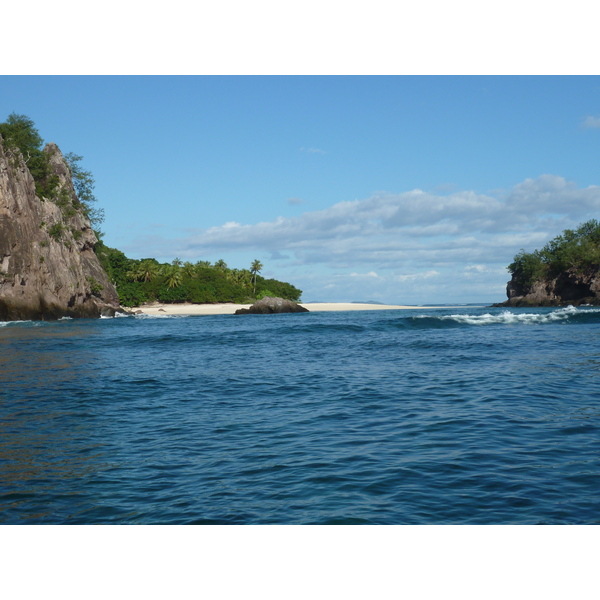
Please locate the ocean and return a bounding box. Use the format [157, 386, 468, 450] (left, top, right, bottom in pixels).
[1, 305, 599, 524]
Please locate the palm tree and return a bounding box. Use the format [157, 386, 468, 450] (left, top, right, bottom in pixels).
[162, 264, 182, 288]
[137, 260, 161, 282]
[182, 261, 196, 278]
[250, 259, 263, 295]
[214, 259, 228, 271]
[126, 265, 141, 282]
[229, 269, 251, 288]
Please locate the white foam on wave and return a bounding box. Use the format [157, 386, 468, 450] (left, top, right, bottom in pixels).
[0, 319, 43, 327]
[422, 305, 600, 326]
[133, 313, 186, 319]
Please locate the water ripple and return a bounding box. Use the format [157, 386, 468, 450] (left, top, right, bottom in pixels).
[1, 306, 600, 523]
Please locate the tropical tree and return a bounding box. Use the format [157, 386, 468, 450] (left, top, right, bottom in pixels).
[228, 268, 252, 289]
[126, 266, 141, 282]
[64, 152, 104, 227]
[182, 261, 196, 278]
[214, 259, 228, 271]
[250, 259, 263, 295]
[137, 260, 161, 282]
[162, 264, 183, 288]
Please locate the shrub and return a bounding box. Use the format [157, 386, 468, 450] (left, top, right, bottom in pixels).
[48, 223, 64, 241]
[87, 277, 103, 296]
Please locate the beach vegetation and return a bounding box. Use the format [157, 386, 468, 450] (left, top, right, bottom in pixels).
[93, 241, 302, 307]
[250, 259, 263, 294]
[162, 264, 183, 289]
[508, 219, 600, 289]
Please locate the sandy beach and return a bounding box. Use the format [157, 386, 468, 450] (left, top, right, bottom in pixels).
[136, 302, 439, 316]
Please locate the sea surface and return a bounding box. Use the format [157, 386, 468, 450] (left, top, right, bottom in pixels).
[1, 305, 599, 524]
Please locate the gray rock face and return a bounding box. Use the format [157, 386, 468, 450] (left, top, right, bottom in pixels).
[234, 296, 309, 315]
[495, 267, 600, 307]
[0, 136, 121, 320]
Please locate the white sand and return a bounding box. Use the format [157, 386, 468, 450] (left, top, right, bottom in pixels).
[135, 302, 441, 316]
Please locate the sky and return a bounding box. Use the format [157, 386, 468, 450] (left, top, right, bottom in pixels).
[2, 75, 600, 304]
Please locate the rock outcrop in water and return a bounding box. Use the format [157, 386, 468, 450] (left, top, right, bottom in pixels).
[0, 135, 121, 320]
[494, 268, 600, 307]
[493, 220, 600, 308]
[234, 296, 309, 314]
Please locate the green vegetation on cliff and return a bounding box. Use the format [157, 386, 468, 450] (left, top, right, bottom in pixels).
[0, 113, 104, 228]
[508, 219, 600, 291]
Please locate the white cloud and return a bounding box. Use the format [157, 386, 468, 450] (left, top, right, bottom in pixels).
[350, 271, 380, 278]
[121, 175, 600, 303]
[582, 116, 600, 129]
[393, 271, 440, 282]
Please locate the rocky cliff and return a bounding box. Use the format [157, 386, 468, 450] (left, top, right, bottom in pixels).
[495, 268, 600, 307]
[0, 135, 121, 320]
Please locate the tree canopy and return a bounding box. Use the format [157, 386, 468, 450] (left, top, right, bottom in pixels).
[0, 113, 54, 197]
[94, 240, 302, 308]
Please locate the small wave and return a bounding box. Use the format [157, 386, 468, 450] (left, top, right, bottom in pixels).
[417, 306, 600, 327]
[0, 319, 33, 327]
[132, 313, 187, 319]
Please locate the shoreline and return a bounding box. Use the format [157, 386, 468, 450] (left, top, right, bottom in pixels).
[136, 302, 448, 316]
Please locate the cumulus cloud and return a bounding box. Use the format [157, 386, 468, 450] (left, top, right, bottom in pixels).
[122, 175, 600, 302]
[287, 197, 304, 205]
[172, 175, 600, 262]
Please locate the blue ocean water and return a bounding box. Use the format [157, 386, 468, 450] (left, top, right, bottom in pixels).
[1, 305, 599, 524]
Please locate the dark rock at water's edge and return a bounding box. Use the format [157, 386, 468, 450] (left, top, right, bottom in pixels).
[234, 297, 309, 315]
[493, 267, 600, 307]
[0, 135, 121, 321]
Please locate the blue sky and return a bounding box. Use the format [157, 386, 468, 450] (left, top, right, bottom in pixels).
[2, 75, 600, 303]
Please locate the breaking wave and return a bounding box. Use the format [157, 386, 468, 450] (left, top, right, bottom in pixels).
[410, 305, 600, 328]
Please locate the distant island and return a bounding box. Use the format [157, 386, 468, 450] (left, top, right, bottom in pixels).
[0, 114, 301, 321]
[495, 219, 600, 307]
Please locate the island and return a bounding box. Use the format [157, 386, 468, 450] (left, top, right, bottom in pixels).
[494, 220, 600, 307]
